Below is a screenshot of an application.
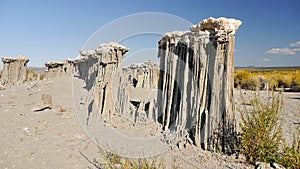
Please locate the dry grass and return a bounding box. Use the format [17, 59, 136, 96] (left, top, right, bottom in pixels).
[39, 74, 45, 80]
[26, 69, 45, 81]
[234, 69, 300, 91]
[101, 151, 179, 169]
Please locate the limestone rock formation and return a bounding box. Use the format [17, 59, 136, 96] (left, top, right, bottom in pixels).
[157, 17, 242, 153]
[73, 42, 130, 124]
[44, 59, 75, 79]
[114, 60, 159, 123]
[0, 55, 29, 86]
[72, 17, 242, 154]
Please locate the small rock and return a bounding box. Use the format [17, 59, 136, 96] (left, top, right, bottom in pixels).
[271, 162, 285, 169]
[32, 104, 52, 112]
[23, 127, 30, 133]
[255, 162, 270, 169]
[255, 161, 286, 169]
[27, 82, 38, 90]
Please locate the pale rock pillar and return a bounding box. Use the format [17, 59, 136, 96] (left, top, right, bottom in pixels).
[157, 17, 242, 153]
[1, 55, 29, 86]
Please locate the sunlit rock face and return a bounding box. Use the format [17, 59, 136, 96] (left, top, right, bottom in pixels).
[1, 55, 29, 86]
[157, 17, 242, 152]
[115, 60, 159, 123]
[44, 60, 75, 79]
[73, 42, 130, 123]
[70, 17, 242, 153]
[74, 43, 161, 124]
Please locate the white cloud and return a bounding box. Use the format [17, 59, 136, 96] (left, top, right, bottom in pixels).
[262, 58, 270, 62]
[265, 48, 296, 55]
[290, 41, 300, 47]
[294, 48, 300, 52]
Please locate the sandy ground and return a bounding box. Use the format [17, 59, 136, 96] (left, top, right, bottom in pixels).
[1, 77, 298, 168]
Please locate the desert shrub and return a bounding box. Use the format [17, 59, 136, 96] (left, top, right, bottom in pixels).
[102, 151, 178, 169]
[292, 74, 300, 91]
[39, 74, 45, 81]
[264, 73, 279, 89]
[234, 69, 300, 91]
[278, 75, 293, 88]
[26, 69, 39, 81]
[239, 91, 300, 168]
[239, 91, 283, 164]
[276, 127, 300, 168]
[234, 70, 253, 89]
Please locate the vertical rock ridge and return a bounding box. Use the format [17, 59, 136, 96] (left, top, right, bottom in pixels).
[157, 17, 242, 153]
[73, 42, 130, 123]
[1, 55, 29, 86]
[115, 60, 159, 123]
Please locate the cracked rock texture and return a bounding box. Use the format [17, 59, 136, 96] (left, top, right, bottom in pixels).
[157, 17, 242, 153]
[1, 55, 29, 86]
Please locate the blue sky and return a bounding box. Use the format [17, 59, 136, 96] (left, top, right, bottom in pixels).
[0, 0, 300, 68]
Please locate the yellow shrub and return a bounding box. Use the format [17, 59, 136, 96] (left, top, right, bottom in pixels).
[235, 69, 300, 91]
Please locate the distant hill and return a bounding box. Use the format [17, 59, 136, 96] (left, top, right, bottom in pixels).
[28, 67, 47, 74]
[235, 66, 300, 70]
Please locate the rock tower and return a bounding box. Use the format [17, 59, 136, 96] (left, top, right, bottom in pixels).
[1, 55, 29, 86]
[157, 17, 242, 152]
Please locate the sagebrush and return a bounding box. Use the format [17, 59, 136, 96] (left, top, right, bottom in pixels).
[239, 91, 283, 163]
[239, 90, 300, 168]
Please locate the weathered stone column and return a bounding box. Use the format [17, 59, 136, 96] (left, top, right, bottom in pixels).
[157, 17, 242, 153]
[74, 42, 130, 124]
[44, 59, 75, 79]
[45, 61, 65, 79]
[115, 61, 159, 123]
[1, 55, 29, 86]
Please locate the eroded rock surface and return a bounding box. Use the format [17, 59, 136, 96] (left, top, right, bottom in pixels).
[0, 55, 29, 86]
[53, 17, 242, 154]
[157, 17, 242, 152]
[115, 60, 159, 123]
[73, 42, 130, 124]
[44, 59, 75, 79]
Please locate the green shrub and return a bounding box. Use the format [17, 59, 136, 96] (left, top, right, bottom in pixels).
[239, 91, 300, 168]
[239, 91, 283, 164]
[276, 127, 300, 168]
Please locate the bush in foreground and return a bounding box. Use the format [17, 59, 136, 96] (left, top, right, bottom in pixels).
[277, 128, 300, 168]
[239, 90, 300, 168]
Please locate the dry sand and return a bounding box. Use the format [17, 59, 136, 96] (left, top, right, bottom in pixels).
[0, 76, 299, 168]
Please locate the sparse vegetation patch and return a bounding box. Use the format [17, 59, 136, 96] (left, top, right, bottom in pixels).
[238, 90, 300, 168]
[234, 69, 300, 91]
